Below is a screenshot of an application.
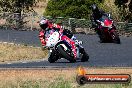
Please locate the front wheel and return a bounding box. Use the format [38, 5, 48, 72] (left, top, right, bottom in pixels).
[48, 50, 59, 63]
[111, 31, 120, 44]
[80, 48, 89, 62]
[57, 45, 76, 63]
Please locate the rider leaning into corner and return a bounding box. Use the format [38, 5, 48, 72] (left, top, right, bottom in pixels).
[90, 4, 110, 42]
[38, 17, 89, 62]
[38, 17, 77, 48]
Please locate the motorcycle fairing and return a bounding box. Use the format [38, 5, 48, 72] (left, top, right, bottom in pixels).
[45, 30, 60, 47]
[61, 35, 77, 58]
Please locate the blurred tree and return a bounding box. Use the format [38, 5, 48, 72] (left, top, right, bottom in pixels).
[0, 0, 36, 13]
[115, 0, 129, 7]
[129, 0, 132, 12]
[44, 0, 103, 19]
[0, 0, 37, 28]
[114, 0, 132, 22]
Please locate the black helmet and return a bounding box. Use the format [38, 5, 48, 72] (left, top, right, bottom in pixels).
[39, 17, 48, 30]
[91, 4, 99, 12]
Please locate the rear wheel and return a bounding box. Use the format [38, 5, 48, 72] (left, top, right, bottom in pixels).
[57, 45, 76, 63]
[80, 48, 89, 62]
[48, 50, 59, 63]
[111, 31, 120, 44]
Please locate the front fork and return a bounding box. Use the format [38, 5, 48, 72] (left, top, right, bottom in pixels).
[76, 45, 84, 58]
[48, 49, 53, 58]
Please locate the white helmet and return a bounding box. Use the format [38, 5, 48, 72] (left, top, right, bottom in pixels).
[39, 17, 48, 30]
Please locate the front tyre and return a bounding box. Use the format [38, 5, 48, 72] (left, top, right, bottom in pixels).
[57, 45, 76, 63]
[48, 50, 59, 63]
[111, 31, 120, 44]
[80, 48, 89, 62]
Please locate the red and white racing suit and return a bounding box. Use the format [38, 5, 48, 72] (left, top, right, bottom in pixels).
[38, 23, 78, 58]
[39, 23, 63, 46]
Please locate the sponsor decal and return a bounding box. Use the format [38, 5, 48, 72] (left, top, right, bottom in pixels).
[76, 66, 131, 85]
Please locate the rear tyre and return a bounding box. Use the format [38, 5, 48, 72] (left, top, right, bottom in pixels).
[98, 30, 106, 43]
[48, 50, 59, 63]
[80, 48, 89, 62]
[99, 35, 105, 43]
[111, 31, 120, 44]
[57, 45, 76, 63]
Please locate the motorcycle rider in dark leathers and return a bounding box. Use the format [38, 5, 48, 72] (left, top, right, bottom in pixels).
[90, 4, 109, 42]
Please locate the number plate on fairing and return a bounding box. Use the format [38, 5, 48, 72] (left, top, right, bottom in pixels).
[46, 32, 60, 47]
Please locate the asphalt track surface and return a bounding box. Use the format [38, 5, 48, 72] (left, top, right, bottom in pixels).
[0, 29, 132, 68]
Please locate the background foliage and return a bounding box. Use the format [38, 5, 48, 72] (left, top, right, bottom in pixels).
[0, 0, 37, 28]
[0, 0, 132, 22]
[114, 0, 132, 22]
[44, 0, 132, 22]
[0, 0, 36, 13]
[44, 0, 102, 19]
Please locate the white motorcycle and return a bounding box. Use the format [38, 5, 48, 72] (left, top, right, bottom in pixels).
[44, 29, 89, 63]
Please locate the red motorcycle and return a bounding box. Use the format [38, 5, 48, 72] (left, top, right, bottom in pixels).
[95, 15, 120, 44]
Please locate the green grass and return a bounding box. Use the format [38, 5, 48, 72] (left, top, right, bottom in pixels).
[0, 78, 72, 88]
[48, 77, 72, 88]
[1, 73, 132, 88]
[0, 69, 131, 88]
[0, 42, 48, 63]
[1, 78, 131, 88]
